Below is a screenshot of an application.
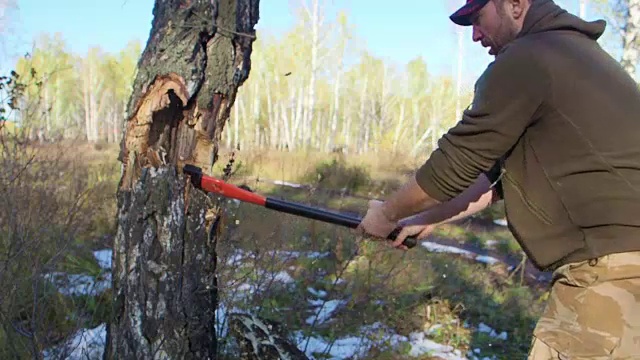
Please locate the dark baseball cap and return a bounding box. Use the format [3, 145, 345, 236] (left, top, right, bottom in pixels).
[450, 0, 490, 26]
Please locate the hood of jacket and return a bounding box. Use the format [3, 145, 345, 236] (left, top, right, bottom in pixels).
[517, 0, 606, 40]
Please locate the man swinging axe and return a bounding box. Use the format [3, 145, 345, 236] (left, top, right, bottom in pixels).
[358, 0, 640, 358]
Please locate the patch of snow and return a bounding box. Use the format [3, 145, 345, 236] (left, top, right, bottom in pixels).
[214, 303, 262, 345]
[265, 250, 331, 260]
[93, 249, 112, 270]
[296, 332, 367, 359]
[223, 249, 330, 269]
[306, 299, 346, 325]
[266, 250, 302, 259]
[215, 303, 237, 338]
[493, 218, 508, 226]
[273, 271, 295, 283]
[44, 272, 111, 297]
[308, 251, 330, 259]
[407, 331, 465, 359]
[307, 287, 327, 298]
[422, 242, 474, 256]
[236, 282, 256, 294]
[41, 305, 470, 360]
[477, 322, 508, 340]
[421, 242, 500, 266]
[224, 249, 256, 266]
[274, 180, 304, 188]
[267, 250, 331, 259]
[43, 323, 106, 360]
[475, 255, 500, 265]
[295, 322, 397, 359]
[295, 321, 467, 360]
[232, 269, 296, 300]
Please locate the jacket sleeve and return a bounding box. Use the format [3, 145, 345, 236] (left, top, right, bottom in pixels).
[415, 45, 548, 202]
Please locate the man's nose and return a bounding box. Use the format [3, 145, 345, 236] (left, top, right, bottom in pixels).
[472, 26, 483, 42]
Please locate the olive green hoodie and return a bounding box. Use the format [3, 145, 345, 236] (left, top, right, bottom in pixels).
[415, 0, 640, 271]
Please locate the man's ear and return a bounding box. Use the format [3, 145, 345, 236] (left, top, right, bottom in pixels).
[508, 0, 529, 21]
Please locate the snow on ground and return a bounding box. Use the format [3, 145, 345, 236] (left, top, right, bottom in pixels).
[421, 242, 500, 265]
[92, 249, 112, 270]
[41, 247, 508, 359]
[225, 248, 330, 266]
[477, 322, 508, 341]
[265, 249, 331, 260]
[43, 319, 497, 360]
[42, 323, 106, 360]
[306, 299, 346, 325]
[294, 321, 467, 360]
[45, 317, 472, 360]
[42, 272, 111, 297]
[273, 179, 305, 188]
[493, 219, 508, 227]
[43, 249, 113, 297]
[233, 268, 296, 300]
[307, 287, 327, 298]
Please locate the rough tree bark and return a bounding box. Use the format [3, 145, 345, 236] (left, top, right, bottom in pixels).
[104, 0, 260, 358]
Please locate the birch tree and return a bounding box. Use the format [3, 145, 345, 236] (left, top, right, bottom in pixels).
[406, 57, 429, 147]
[105, 0, 260, 358]
[580, 0, 589, 17]
[592, 0, 640, 79]
[619, 0, 640, 78]
[13, 34, 80, 139]
[0, 0, 18, 59]
[78, 47, 106, 142]
[101, 40, 140, 143]
[325, 11, 352, 152]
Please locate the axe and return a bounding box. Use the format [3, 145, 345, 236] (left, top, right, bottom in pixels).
[182, 164, 418, 249]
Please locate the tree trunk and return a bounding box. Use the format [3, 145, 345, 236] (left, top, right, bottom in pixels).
[579, 0, 588, 18]
[303, 0, 320, 150]
[105, 0, 260, 358]
[360, 77, 369, 154]
[455, 26, 464, 121]
[621, 0, 640, 80]
[392, 100, 405, 153]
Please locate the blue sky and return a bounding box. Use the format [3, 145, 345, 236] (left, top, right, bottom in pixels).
[3, 0, 611, 87]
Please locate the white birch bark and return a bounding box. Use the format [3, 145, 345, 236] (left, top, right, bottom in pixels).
[579, 0, 588, 18]
[621, 0, 640, 80]
[455, 27, 464, 121]
[392, 100, 406, 153]
[360, 77, 369, 154]
[293, 84, 304, 149]
[412, 100, 420, 145]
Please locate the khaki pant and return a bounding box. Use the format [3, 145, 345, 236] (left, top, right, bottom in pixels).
[528, 251, 640, 359]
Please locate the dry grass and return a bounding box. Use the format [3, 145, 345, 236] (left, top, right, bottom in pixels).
[0, 133, 120, 358]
